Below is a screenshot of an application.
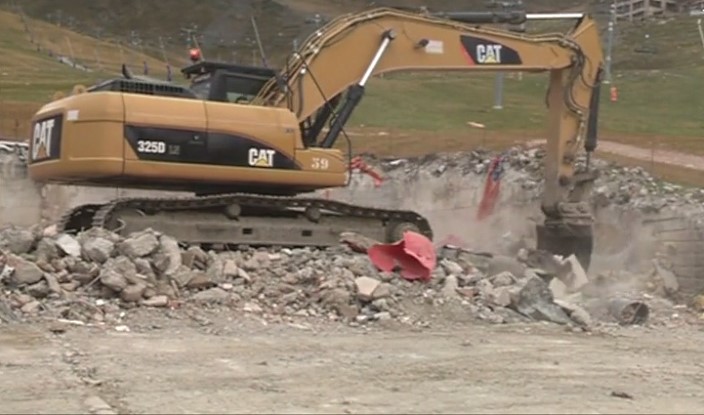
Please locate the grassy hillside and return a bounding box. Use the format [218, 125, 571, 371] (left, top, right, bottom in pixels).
[1, 3, 703, 163]
[0, 8, 183, 136]
[0, 9, 183, 94]
[3, 0, 591, 66]
[352, 68, 704, 140]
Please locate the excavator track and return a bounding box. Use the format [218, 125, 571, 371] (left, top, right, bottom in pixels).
[56, 193, 433, 248]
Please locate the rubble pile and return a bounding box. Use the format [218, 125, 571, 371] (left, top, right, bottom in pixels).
[0, 225, 687, 329]
[370, 146, 704, 215]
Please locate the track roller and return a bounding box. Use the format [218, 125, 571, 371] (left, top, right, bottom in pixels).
[387, 221, 421, 243]
[304, 206, 322, 223]
[224, 204, 242, 219]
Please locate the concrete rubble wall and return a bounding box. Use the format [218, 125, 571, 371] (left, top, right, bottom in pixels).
[2, 143, 704, 294]
[645, 215, 704, 295]
[322, 152, 660, 274]
[322, 160, 539, 253]
[0, 148, 42, 227]
[321, 150, 704, 295]
[0, 143, 185, 226]
[0, 225, 677, 329]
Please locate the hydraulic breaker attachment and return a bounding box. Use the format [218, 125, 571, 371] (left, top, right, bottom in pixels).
[536, 223, 593, 272]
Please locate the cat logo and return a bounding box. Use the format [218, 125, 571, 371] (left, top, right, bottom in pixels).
[248, 148, 276, 168]
[31, 118, 57, 161]
[476, 44, 502, 64]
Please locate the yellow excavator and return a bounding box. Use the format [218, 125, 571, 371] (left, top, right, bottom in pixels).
[27, 7, 604, 269]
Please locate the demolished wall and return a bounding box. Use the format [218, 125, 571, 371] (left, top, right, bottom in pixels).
[322, 147, 704, 295]
[2, 142, 704, 295]
[0, 142, 185, 227]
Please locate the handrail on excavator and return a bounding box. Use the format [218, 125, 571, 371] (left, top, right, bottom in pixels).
[430, 11, 586, 24]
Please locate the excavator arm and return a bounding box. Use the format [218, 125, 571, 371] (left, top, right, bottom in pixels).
[253, 7, 605, 269]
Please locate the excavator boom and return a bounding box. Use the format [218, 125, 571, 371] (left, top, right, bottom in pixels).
[253, 7, 604, 268]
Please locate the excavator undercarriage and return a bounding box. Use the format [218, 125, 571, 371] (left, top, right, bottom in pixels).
[57, 193, 432, 248]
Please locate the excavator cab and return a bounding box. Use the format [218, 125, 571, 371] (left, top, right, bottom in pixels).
[181, 61, 277, 104]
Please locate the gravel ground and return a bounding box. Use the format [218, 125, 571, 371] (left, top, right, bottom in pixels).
[2, 143, 704, 414]
[2, 315, 704, 414]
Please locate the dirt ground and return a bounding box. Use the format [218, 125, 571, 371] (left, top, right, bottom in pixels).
[2, 310, 704, 415]
[2, 126, 704, 414]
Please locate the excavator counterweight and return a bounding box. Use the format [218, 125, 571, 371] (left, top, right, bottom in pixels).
[27, 7, 604, 270]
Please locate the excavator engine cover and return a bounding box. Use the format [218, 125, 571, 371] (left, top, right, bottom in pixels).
[535, 223, 593, 271]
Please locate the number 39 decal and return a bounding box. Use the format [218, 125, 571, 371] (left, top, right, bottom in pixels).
[136, 140, 166, 154]
[311, 157, 329, 170]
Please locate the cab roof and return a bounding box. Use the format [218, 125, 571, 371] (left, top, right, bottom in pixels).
[181, 60, 278, 79]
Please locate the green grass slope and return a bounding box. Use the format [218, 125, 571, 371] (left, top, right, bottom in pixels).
[3, 0, 591, 66]
[351, 68, 704, 141]
[0, 9, 180, 100]
[1, 4, 702, 162]
[0, 9, 180, 136]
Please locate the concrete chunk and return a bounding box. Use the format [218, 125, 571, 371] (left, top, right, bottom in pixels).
[121, 283, 147, 302]
[100, 269, 128, 292]
[157, 235, 182, 275]
[512, 276, 572, 325]
[118, 230, 159, 258]
[486, 286, 513, 308]
[652, 260, 678, 295]
[82, 237, 114, 264]
[355, 276, 381, 302]
[192, 287, 230, 304]
[6, 254, 43, 285]
[0, 227, 36, 255]
[55, 234, 81, 257]
[557, 254, 589, 292]
[142, 295, 169, 307]
[441, 275, 459, 298]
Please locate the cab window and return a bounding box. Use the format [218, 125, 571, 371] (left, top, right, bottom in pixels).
[223, 74, 269, 103]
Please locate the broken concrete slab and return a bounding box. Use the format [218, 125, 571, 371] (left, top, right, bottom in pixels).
[142, 295, 169, 307]
[82, 237, 114, 264]
[55, 234, 81, 257]
[157, 234, 182, 276]
[372, 282, 393, 300]
[440, 259, 464, 276]
[489, 271, 516, 287]
[6, 255, 43, 285]
[191, 287, 231, 304]
[549, 278, 568, 301]
[441, 275, 459, 298]
[557, 254, 589, 293]
[0, 227, 36, 255]
[186, 272, 216, 290]
[651, 260, 678, 295]
[355, 276, 381, 302]
[486, 286, 513, 308]
[100, 269, 128, 292]
[554, 299, 592, 328]
[121, 283, 147, 302]
[118, 230, 160, 258]
[222, 259, 239, 278]
[511, 276, 572, 325]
